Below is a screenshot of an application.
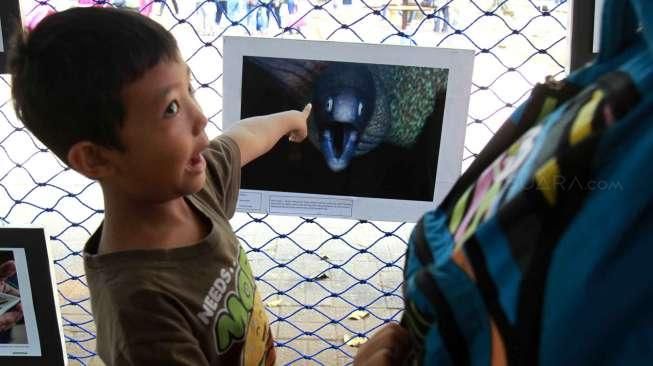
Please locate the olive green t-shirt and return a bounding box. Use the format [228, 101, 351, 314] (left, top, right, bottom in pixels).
[83, 136, 275, 366]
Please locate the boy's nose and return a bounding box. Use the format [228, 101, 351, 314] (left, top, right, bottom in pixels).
[191, 103, 208, 135]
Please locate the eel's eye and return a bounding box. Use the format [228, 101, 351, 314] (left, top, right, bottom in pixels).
[326, 97, 333, 112]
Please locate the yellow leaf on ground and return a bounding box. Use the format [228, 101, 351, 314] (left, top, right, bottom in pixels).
[348, 310, 369, 320]
[265, 298, 284, 307]
[344, 334, 368, 347]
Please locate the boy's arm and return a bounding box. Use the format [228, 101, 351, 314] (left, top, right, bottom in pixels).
[223, 104, 311, 167]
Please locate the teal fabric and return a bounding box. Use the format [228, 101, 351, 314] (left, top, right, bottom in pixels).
[402, 1, 653, 365]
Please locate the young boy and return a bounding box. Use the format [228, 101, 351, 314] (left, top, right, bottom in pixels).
[9, 7, 310, 365]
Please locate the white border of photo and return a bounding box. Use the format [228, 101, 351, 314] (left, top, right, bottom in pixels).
[223, 36, 474, 222]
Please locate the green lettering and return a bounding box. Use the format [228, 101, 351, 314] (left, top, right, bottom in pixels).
[238, 268, 254, 310]
[238, 247, 254, 282]
[216, 295, 249, 352]
[214, 248, 259, 354]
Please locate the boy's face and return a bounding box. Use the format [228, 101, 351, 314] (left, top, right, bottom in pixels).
[105, 58, 209, 203]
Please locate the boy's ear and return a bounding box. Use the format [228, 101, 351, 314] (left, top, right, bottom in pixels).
[67, 141, 115, 179]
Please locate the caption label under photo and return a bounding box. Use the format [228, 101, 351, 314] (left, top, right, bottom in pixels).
[236, 191, 263, 211]
[269, 196, 353, 217]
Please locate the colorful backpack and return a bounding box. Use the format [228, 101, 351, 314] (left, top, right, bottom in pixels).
[401, 0, 653, 365]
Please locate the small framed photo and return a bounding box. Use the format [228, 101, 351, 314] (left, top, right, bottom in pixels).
[0, 0, 21, 74]
[0, 227, 66, 366]
[224, 36, 474, 222]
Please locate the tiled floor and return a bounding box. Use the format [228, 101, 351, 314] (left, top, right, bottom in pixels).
[237, 217, 410, 365]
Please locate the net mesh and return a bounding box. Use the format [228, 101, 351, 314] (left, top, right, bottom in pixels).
[1, 0, 569, 364]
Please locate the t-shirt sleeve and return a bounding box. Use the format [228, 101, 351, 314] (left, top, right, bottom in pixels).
[202, 135, 241, 218]
[102, 289, 210, 366]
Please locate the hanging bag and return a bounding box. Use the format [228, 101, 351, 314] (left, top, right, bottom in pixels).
[401, 0, 653, 364]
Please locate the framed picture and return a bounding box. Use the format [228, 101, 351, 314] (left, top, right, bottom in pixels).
[0, 0, 21, 74]
[223, 36, 474, 222]
[0, 227, 66, 366]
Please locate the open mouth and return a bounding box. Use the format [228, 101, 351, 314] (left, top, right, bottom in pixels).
[190, 154, 202, 165]
[319, 124, 359, 172]
[187, 153, 206, 173]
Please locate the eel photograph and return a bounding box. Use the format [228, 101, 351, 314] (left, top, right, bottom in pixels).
[239, 56, 449, 202]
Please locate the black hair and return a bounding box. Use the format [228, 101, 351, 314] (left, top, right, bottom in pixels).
[9, 7, 179, 163]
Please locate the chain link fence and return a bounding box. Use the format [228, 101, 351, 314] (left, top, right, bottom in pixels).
[1, 0, 569, 364]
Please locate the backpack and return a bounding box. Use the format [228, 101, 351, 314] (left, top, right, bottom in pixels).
[401, 0, 653, 365]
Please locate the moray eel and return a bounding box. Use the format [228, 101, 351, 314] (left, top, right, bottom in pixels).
[247, 57, 448, 171]
[311, 64, 376, 171]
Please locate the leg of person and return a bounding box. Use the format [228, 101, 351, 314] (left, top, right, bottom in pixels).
[254, 4, 269, 31]
[272, 4, 281, 28]
[263, 5, 270, 31]
[157, 0, 165, 16]
[214, 0, 224, 25]
[406, 9, 415, 24]
[442, 5, 449, 32]
[220, 1, 229, 24]
[245, 2, 255, 30]
[250, 5, 261, 31]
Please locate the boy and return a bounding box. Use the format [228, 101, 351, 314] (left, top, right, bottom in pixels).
[9, 7, 310, 365]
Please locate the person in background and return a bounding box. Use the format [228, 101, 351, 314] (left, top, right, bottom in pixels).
[157, 0, 179, 16]
[213, 0, 229, 27]
[433, 0, 450, 32]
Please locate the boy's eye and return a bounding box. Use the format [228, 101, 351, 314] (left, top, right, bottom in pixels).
[165, 100, 180, 116]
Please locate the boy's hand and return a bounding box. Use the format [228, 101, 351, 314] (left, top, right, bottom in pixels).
[225, 103, 313, 166]
[353, 323, 411, 366]
[287, 103, 311, 143]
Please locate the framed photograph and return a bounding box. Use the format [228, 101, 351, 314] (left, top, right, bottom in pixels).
[0, 227, 66, 366]
[0, 0, 21, 74]
[223, 36, 474, 222]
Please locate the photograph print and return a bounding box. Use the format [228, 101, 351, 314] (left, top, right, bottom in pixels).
[0, 250, 25, 345]
[0, 247, 39, 357]
[0, 228, 67, 365]
[240, 56, 449, 202]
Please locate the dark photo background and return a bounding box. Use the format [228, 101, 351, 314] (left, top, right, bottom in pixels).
[240, 56, 449, 202]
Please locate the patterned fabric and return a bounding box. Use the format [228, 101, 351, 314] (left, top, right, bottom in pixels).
[401, 1, 653, 365]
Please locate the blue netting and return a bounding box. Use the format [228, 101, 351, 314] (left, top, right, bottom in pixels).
[1, 0, 569, 364]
